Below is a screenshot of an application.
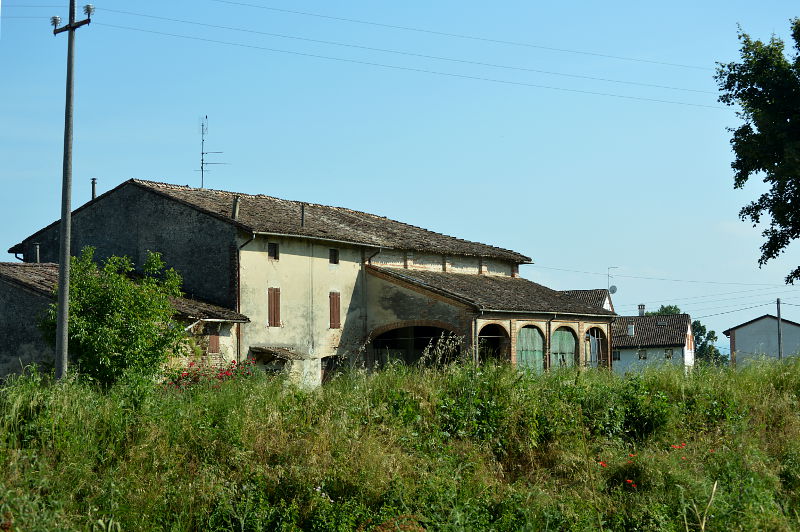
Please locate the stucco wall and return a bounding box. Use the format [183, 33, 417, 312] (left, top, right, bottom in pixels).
[18, 184, 238, 308]
[731, 317, 800, 365]
[239, 236, 367, 385]
[0, 280, 54, 377]
[612, 347, 687, 374]
[370, 250, 515, 276]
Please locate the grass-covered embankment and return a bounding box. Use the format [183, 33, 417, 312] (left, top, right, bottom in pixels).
[2, 361, 800, 531]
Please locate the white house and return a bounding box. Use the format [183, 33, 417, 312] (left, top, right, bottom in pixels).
[723, 314, 800, 366]
[611, 312, 694, 373]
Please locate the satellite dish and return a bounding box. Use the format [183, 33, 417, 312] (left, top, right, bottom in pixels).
[609, 285, 618, 294]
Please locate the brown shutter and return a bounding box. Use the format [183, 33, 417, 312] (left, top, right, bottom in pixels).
[329, 291, 341, 329]
[208, 333, 220, 353]
[268, 288, 281, 327]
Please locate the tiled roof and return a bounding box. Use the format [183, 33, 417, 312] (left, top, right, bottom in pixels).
[129, 180, 530, 262]
[369, 266, 616, 316]
[612, 314, 691, 349]
[0, 262, 248, 323]
[561, 289, 612, 311]
[722, 314, 800, 336]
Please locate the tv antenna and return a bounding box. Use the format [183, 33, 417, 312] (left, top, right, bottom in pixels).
[197, 115, 228, 188]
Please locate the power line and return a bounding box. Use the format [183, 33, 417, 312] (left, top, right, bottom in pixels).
[94, 23, 724, 110]
[531, 264, 788, 286]
[95, 7, 714, 95]
[694, 303, 772, 319]
[209, 0, 714, 71]
[615, 287, 800, 311]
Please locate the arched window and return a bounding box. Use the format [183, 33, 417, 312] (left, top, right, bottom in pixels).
[585, 327, 608, 367]
[550, 327, 577, 368]
[478, 324, 510, 363]
[517, 326, 545, 372]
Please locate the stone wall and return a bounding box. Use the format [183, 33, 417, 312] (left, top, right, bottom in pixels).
[0, 280, 53, 377]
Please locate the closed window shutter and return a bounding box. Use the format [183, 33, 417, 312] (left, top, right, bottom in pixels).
[268, 288, 281, 327]
[208, 333, 220, 353]
[330, 292, 341, 329]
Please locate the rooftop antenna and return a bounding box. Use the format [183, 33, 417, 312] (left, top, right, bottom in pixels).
[197, 115, 227, 188]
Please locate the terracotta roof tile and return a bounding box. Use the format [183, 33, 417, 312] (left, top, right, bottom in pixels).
[612, 314, 691, 348]
[561, 289, 612, 311]
[132, 180, 530, 263]
[369, 266, 615, 315]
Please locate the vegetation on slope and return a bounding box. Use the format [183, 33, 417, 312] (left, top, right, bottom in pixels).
[2, 360, 800, 531]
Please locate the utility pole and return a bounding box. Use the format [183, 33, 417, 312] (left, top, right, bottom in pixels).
[777, 298, 784, 361]
[51, 2, 93, 379]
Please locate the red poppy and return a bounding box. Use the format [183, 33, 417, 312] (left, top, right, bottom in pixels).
[598, 461, 607, 467]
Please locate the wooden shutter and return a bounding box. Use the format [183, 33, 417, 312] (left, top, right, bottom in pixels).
[329, 291, 341, 329]
[268, 288, 281, 327]
[208, 333, 220, 353]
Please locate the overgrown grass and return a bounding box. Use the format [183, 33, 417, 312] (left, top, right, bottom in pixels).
[2, 360, 800, 530]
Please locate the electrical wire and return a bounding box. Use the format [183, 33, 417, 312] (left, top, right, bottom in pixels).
[530, 264, 788, 287]
[209, 0, 714, 71]
[93, 22, 724, 110]
[694, 303, 772, 319]
[95, 7, 714, 95]
[614, 288, 800, 312]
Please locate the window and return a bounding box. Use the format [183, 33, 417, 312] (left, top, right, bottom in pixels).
[637, 349, 647, 360]
[268, 242, 279, 260]
[612, 350, 621, 361]
[664, 348, 673, 360]
[329, 248, 339, 264]
[268, 287, 281, 327]
[329, 291, 341, 329]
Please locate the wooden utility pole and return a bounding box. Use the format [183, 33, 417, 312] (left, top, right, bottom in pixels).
[51, 2, 92, 379]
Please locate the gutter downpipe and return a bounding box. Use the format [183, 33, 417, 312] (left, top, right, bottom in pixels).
[546, 314, 555, 371]
[236, 231, 257, 363]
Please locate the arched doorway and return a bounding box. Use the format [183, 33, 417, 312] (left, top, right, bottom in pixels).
[478, 324, 510, 363]
[585, 327, 608, 367]
[372, 326, 459, 366]
[517, 325, 545, 373]
[550, 327, 578, 368]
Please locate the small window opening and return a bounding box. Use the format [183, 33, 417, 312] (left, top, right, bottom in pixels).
[637, 349, 647, 360]
[612, 350, 621, 361]
[329, 248, 339, 264]
[664, 348, 673, 360]
[268, 242, 279, 260]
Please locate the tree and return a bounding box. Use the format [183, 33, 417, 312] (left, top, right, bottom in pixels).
[715, 19, 800, 284]
[645, 305, 727, 365]
[41, 247, 185, 386]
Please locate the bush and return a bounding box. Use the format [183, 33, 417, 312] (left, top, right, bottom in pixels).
[40, 247, 184, 386]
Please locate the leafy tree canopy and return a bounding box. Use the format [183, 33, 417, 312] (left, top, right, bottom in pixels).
[41, 247, 185, 386]
[715, 19, 800, 284]
[645, 305, 727, 365]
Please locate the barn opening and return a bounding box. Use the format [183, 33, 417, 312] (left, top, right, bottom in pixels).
[478, 324, 510, 363]
[585, 327, 608, 367]
[517, 325, 545, 372]
[372, 326, 459, 366]
[550, 327, 578, 368]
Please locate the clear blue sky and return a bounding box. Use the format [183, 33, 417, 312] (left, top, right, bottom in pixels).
[1, 1, 799, 351]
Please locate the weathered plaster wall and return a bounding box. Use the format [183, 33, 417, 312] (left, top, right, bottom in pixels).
[731, 318, 800, 365]
[0, 280, 54, 377]
[18, 184, 238, 308]
[239, 236, 367, 386]
[370, 250, 516, 276]
[365, 272, 472, 339]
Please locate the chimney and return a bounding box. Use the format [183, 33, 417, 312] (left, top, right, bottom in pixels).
[638, 304, 645, 316]
[232, 196, 241, 221]
[627, 323, 635, 336]
[300, 203, 306, 228]
[91, 178, 97, 200]
[33, 243, 40, 264]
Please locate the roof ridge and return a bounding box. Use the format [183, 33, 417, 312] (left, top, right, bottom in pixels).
[132, 179, 530, 261]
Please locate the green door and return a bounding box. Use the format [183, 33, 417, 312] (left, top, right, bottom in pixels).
[517, 327, 545, 372]
[550, 328, 576, 368]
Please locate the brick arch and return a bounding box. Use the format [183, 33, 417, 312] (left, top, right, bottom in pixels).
[478, 321, 510, 337]
[369, 319, 463, 340]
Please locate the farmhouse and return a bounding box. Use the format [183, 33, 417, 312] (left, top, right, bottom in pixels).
[723, 314, 800, 365]
[0, 262, 248, 377]
[610, 310, 695, 373]
[7, 179, 615, 386]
